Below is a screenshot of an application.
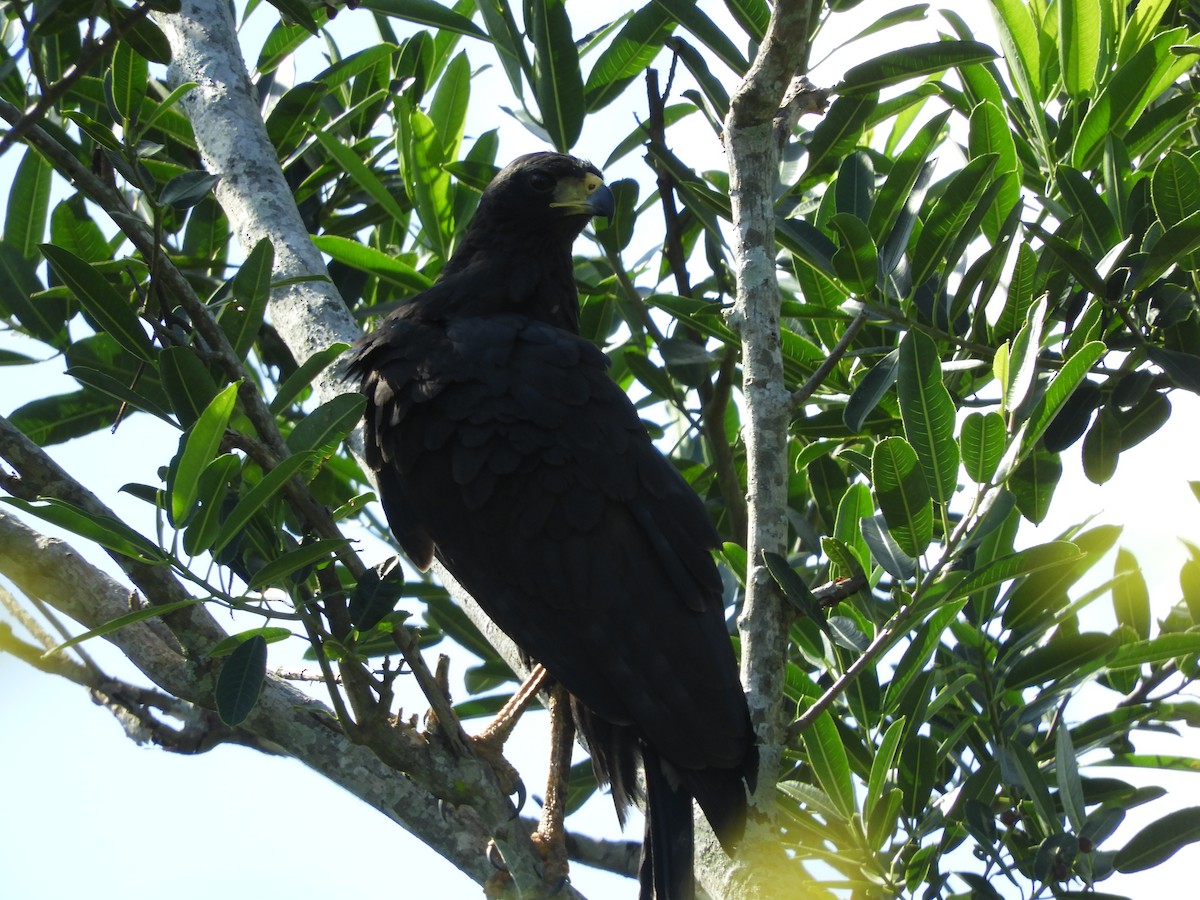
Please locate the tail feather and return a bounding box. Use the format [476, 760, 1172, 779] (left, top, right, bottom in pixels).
[640, 746, 695, 900]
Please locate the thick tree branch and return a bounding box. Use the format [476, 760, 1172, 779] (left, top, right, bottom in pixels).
[724, 0, 817, 786]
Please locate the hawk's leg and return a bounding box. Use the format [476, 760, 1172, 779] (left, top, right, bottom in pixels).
[531, 682, 574, 891]
[472, 663, 552, 800]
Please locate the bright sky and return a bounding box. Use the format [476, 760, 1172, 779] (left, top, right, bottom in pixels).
[2, 2, 1199, 898]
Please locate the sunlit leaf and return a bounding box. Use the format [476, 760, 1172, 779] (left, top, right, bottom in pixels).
[897, 331, 959, 503]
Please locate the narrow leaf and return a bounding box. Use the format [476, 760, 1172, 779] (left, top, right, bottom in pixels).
[171, 382, 238, 525]
[41, 244, 155, 362]
[210, 452, 315, 556]
[44, 599, 202, 654]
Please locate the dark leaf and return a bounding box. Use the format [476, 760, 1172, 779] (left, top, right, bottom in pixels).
[215, 635, 268, 726]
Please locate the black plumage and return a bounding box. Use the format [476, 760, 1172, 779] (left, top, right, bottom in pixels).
[350, 152, 755, 899]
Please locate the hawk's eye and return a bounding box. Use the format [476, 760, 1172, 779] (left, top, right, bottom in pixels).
[528, 171, 555, 192]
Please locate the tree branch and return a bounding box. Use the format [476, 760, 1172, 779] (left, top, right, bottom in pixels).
[718, 1, 820, 895]
[724, 0, 818, 787]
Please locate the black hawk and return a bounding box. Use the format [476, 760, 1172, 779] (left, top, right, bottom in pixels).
[350, 152, 756, 899]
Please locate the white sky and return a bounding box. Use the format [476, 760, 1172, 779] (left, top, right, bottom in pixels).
[2, 2, 1199, 898]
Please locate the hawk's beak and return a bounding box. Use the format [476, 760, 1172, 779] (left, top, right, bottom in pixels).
[550, 173, 616, 219]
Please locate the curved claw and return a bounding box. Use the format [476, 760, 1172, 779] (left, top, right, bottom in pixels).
[510, 776, 527, 817]
[486, 839, 508, 872]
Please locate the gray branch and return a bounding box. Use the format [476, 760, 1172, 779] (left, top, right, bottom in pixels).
[721, 0, 819, 896]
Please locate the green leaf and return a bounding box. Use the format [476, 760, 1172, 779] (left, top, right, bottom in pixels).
[407, 107, 454, 259]
[861, 515, 918, 580]
[1114, 807, 1200, 873]
[1056, 721, 1086, 831]
[429, 51, 471, 161]
[1021, 341, 1107, 454]
[158, 345, 219, 427]
[1039, 231, 1106, 297]
[844, 349, 898, 433]
[0, 496, 167, 564]
[652, 0, 748, 74]
[1003, 525, 1120, 630]
[310, 235, 433, 292]
[6, 390, 116, 445]
[1059, 0, 1101, 96]
[832, 482, 874, 576]
[158, 171, 221, 209]
[1113, 548, 1151, 641]
[1107, 633, 1200, 669]
[910, 153, 999, 287]
[1082, 406, 1120, 485]
[215, 634, 268, 726]
[210, 452, 316, 556]
[960, 411, 1006, 483]
[248, 539, 350, 590]
[799, 708, 856, 821]
[1152, 150, 1200, 260]
[225, 238, 275, 362]
[1004, 632, 1117, 689]
[801, 93, 878, 184]
[1008, 445, 1062, 526]
[4, 149, 52, 260]
[947, 542, 1084, 605]
[585, 4, 675, 112]
[286, 393, 366, 457]
[270, 343, 351, 414]
[182, 453, 239, 557]
[530, 0, 585, 151]
[828, 213, 878, 294]
[1005, 294, 1047, 416]
[207, 627, 294, 658]
[311, 131, 408, 225]
[866, 716, 907, 813]
[350, 559, 407, 631]
[171, 382, 238, 525]
[1135, 209, 1200, 290]
[67, 365, 174, 425]
[1073, 28, 1191, 169]
[357, 0, 488, 39]
[1115, 390, 1170, 450]
[763, 551, 824, 621]
[43, 598, 203, 655]
[0, 242, 61, 343]
[897, 331, 960, 504]
[41, 244, 155, 362]
[872, 437, 933, 558]
[1056, 166, 1121, 256]
[839, 40, 997, 94]
[868, 111, 950, 247]
[142, 81, 198, 135]
[110, 40, 148, 124]
[884, 601, 967, 713]
[989, 0, 1043, 111]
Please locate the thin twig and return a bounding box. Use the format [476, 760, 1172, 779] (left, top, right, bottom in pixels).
[790, 306, 870, 409]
